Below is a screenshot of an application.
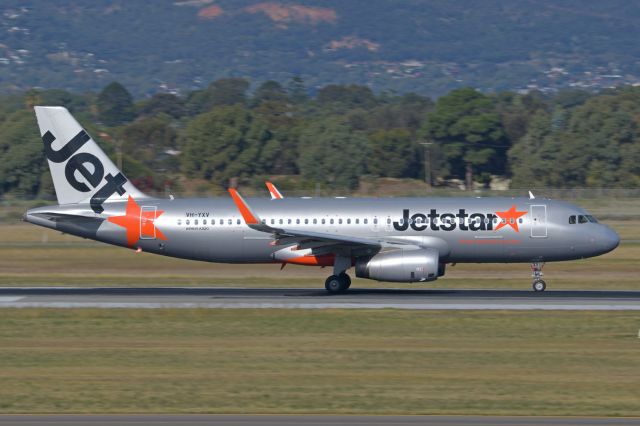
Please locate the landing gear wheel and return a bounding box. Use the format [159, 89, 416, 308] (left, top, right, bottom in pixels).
[339, 273, 351, 290]
[325, 275, 346, 294]
[533, 279, 546, 292]
[530, 262, 546, 292]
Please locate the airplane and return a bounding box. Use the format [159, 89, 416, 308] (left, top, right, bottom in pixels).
[24, 106, 620, 293]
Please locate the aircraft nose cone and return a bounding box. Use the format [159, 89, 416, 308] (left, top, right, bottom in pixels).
[600, 226, 620, 254]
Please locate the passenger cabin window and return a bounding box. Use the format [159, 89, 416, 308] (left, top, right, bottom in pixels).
[305, 219, 309, 225]
[177, 219, 182, 226]
[228, 219, 232, 225]
[364, 218, 368, 225]
[356, 219, 360, 224]
[313, 219, 317, 224]
[347, 218, 351, 224]
[569, 215, 576, 224]
[186, 219, 190, 225]
[237, 219, 241, 225]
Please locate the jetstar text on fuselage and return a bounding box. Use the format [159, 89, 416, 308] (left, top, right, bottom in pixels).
[394, 208, 501, 232]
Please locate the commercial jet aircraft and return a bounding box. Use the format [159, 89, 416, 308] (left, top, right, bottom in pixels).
[24, 107, 620, 293]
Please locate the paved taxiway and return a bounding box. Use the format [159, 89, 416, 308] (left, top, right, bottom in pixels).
[1, 287, 639, 310]
[1, 415, 640, 426]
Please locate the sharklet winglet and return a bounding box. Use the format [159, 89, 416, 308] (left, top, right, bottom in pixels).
[228, 188, 261, 225]
[265, 181, 283, 200]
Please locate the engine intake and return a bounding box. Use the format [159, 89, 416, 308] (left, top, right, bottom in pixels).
[355, 248, 440, 282]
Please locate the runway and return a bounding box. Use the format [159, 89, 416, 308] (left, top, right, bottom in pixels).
[1, 287, 640, 310]
[1, 415, 640, 426]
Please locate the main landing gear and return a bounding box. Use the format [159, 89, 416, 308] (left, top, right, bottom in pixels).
[531, 262, 546, 292]
[325, 273, 351, 294]
[325, 256, 352, 294]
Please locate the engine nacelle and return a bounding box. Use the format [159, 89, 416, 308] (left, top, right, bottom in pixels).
[355, 248, 440, 282]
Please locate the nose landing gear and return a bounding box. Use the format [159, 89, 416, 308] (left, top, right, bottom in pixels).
[531, 262, 546, 292]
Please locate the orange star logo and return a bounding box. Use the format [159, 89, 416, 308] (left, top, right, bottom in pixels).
[494, 204, 527, 232]
[107, 196, 167, 247]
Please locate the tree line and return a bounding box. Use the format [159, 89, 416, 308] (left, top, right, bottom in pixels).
[0, 78, 639, 199]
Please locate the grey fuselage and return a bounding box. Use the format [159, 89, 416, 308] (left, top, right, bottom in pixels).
[25, 196, 620, 266]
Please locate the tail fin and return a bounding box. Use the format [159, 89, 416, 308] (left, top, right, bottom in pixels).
[34, 106, 145, 213]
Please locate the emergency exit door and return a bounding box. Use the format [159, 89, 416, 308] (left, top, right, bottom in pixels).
[140, 206, 157, 240]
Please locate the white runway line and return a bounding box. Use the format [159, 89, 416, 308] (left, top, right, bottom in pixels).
[1, 302, 640, 310]
[0, 297, 24, 302]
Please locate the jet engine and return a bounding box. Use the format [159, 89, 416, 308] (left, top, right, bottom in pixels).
[355, 248, 440, 282]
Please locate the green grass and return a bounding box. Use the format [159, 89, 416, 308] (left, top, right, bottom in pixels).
[0, 309, 639, 415]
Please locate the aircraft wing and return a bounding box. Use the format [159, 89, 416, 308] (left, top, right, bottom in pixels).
[228, 188, 382, 250]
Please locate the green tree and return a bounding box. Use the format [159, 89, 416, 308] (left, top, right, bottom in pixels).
[507, 110, 553, 188]
[119, 117, 179, 173]
[317, 85, 377, 110]
[422, 88, 507, 188]
[137, 93, 185, 118]
[252, 81, 288, 106]
[286, 76, 308, 105]
[97, 82, 135, 126]
[180, 105, 273, 186]
[509, 87, 640, 188]
[0, 110, 47, 197]
[298, 118, 368, 190]
[368, 128, 418, 178]
[185, 78, 249, 115]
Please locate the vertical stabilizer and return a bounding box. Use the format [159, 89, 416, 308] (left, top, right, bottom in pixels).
[34, 106, 145, 213]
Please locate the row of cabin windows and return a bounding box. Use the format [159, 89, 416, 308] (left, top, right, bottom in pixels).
[177, 216, 523, 226]
[264, 217, 370, 225]
[176, 217, 373, 226]
[568, 215, 597, 224]
[177, 218, 242, 226]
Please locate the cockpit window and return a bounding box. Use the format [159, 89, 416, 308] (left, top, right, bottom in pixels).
[586, 215, 598, 223]
[578, 215, 588, 224]
[569, 215, 576, 224]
